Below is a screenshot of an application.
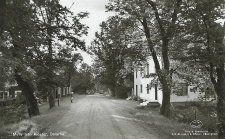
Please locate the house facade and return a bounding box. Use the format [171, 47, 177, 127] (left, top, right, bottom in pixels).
[134, 58, 163, 103]
[0, 84, 71, 101]
[55, 86, 71, 99]
[134, 57, 212, 104]
[0, 85, 22, 100]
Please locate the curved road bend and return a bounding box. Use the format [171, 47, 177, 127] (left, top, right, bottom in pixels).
[37, 94, 158, 139]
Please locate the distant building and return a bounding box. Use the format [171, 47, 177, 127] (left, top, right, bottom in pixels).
[55, 86, 71, 99]
[0, 85, 22, 100]
[0, 84, 71, 101]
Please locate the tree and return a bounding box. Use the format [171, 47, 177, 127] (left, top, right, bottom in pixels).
[32, 0, 89, 108]
[107, 0, 183, 117]
[71, 63, 94, 94]
[0, 0, 89, 113]
[0, 0, 42, 116]
[90, 16, 145, 98]
[0, 0, 6, 37]
[171, 0, 225, 137]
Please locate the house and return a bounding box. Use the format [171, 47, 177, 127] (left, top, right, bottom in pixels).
[134, 57, 214, 104]
[55, 86, 71, 99]
[0, 84, 71, 101]
[134, 58, 162, 103]
[0, 85, 22, 100]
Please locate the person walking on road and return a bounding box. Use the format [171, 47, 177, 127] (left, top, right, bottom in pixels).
[71, 92, 74, 103]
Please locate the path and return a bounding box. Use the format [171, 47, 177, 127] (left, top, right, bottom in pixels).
[37, 94, 158, 139]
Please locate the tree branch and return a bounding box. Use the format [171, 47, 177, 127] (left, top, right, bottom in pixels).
[166, 0, 182, 37]
[146, 0, 165, 37]
[141, 17, 161, 72]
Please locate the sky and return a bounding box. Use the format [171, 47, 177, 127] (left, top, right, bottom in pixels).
[60, 0, 115, 65]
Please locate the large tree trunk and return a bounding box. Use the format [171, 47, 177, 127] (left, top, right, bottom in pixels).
[48, 88, 55, 109]
[142, 17, 171, 118]
[160, 79, 171, 118]
[160, 38, 171, 118]
[15, 73, 40, 116]
[0, 0, 6, 37]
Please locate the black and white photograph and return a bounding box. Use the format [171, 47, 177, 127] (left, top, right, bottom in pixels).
[0, 0, 225, 139]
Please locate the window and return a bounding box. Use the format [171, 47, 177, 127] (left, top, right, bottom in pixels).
[136, 70, 138, 78]
[147, 84, 150, 94]
[140, 68, 143, 77]
[15, 91, 22, 98]
[147, 64, 149, 75]
[63, 87, 66, 95]
[174, 83, 188, 96]
[140, 84, 143, 93]
[0, 92, 3, 99]
[136, 85, 138, 95]
[155, 84, 158, 100]
[221, 4, 225, 9]
[4, 92, 9, 98]
[181, 83, 188, 96]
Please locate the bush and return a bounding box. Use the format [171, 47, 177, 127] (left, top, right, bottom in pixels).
[171, 102, 217, 133]
[139, 98, 144, 103]
[13, 120, 38, 134]
[116, 86, 131, 98]
[0, 96, 27, 125]
[1, 120, 38, 139]
[132, 96, 139, 101]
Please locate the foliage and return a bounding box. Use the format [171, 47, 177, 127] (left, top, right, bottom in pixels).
[0, 0, 89, 109]
[171, 102, 217, 133]
[169, 0, 225, 137]
[71, 63, 94, 94]
[32, 0, 89, 108]
[90, 15, 145, 97]
[1, 120, 38, 139]
[0, 94, 27, 125]
[106, 0, 184, 117]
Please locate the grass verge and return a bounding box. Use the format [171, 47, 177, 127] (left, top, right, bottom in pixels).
[129, 106, 218, 139]
[0, 100, 70, 139]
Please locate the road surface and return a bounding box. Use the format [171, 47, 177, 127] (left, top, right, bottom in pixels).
[37, 94, 158, 139]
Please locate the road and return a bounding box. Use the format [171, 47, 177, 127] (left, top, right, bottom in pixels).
[37, 94, 158, 139]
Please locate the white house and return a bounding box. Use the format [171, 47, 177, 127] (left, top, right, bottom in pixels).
[134, 57, 163, 103]
[134, 57, 212, 104]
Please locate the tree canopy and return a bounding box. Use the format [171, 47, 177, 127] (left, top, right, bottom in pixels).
[0, 0, 89, 113]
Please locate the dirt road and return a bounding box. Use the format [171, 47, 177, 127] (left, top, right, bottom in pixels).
[37, 94, 158, 139]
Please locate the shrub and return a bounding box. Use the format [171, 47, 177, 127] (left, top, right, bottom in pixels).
[0, 95, 27, 125]
[132, 96, 139, 101]
[171, 102, 217, 133]
[1, 120, 38, 139]
[139, 98, 144, 103]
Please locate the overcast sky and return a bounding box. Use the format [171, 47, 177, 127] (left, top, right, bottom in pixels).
[60, 0, 115, 65]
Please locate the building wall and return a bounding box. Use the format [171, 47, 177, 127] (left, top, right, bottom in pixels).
[134, 57, 163, 103]
[171, 86, 211, 102]
[139, 77, 163, 104]
[14, 90, 22, 98]
[0, 91, 9, 99]
[134, 69, 142, 96]
[56, 86, 71, 98]
[134, 58, 211, 104]
[0, 85, 22, 100]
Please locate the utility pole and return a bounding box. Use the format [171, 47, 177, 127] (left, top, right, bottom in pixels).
[58, 88, 60, 106]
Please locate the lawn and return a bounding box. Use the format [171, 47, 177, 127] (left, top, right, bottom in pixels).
[130, 102, 218, 139]
[0, 97, 71, 139]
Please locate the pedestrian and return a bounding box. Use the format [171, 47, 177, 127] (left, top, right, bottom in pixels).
[71, 96, 73, 103]
[71, 92, 74, 103]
